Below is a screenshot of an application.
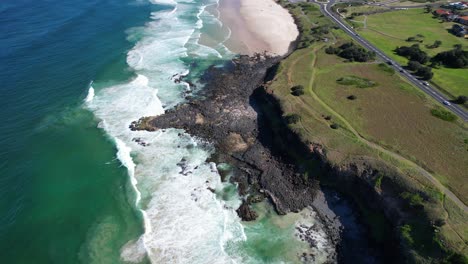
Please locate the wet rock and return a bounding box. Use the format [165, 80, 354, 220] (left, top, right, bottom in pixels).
[236, 201, 258, 221]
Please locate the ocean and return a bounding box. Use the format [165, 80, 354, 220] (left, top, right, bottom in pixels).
[0, 0, 332, 263]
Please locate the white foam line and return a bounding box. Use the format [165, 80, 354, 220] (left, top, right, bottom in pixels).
[85, 86, 95, 103]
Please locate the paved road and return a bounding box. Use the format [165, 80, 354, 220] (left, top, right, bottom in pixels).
[313, 0, 468, 121]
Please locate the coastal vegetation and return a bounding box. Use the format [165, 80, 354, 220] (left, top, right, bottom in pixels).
[290, 85, 305, 96]
[336, 75, 377, 88]
[432, 46, 468, 68]
[325, 42, 376, 62]
[275, 1, 467, 262]
[431, 107, 458, 122]
[354, 8, 468, 98]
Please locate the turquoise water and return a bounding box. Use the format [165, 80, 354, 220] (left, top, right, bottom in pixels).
[0, 0, 151, 262]
[0, 0, 333, 262]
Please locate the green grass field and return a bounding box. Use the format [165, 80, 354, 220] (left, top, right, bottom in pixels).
[313, 48, 468, 201]
[356, 8, 468, 97]
[277, 2, 468, 259]
[271, 42, 468, 259]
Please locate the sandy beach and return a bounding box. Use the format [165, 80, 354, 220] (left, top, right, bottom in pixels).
[219, 0, 299, 55]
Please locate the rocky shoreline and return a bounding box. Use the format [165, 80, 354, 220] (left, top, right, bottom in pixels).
[131, 54, 388, 262]
[131, 54, 320, 216]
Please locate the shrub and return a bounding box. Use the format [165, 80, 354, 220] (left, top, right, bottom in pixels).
[430, 108, 457, 122]
[426, 40, 442, 49]
[291, 85, 305, 96]
[401, 192, 424, 208]
[285, 114, 301, 124]
[347, 95, 357, 100]
[337, 75, 377, 88]
[453, 95, 467, 104]
[330, 123, 340, 129]
[325, 46, 338, 54]
[400, 224, 414, 246]
[292, 89, 304, 96]
[374, 174, 383, 189]
[434, 218, 446, 227]
[444, 252, 468, 264]
[378, 63, 395, 74]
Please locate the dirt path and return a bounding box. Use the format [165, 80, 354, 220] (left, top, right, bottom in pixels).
[286, 48, 467, 213]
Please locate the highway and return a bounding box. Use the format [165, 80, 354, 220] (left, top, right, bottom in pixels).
[313, 0, 468, 121]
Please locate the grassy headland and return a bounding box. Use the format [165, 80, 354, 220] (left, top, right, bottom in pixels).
[274, 1, 467, 262]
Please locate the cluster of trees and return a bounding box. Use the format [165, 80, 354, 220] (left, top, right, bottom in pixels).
[406, 61, 434, 80]
[431, 45, 468, 68]
[325, 42, 376, 62]
[396, 44, 467, 80]
[395, 44, 430, 64]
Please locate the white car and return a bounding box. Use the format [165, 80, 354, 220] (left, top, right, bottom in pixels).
[423, 81, 429, 86]
[443, 100, 451, 106]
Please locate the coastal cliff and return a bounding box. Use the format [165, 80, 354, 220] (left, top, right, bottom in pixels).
[130, 54, 410, 262]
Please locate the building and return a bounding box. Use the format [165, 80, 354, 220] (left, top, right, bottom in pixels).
[434, 9, 452, 16]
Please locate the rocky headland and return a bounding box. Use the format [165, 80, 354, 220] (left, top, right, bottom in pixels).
[130, 54, 400, 262]
[131, 54, 319, 217]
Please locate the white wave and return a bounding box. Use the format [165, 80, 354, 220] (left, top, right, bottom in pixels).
[85, 82, 95, 102]
[149, 0, 177, 6]
[85, 0, 244, 262]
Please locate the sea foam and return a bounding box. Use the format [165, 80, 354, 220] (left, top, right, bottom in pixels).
[86, 0, 243, 262]
[85, 0, 333, 262]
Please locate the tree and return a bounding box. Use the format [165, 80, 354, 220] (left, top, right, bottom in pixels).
[407, 60, 422, 71]
[347, 95, 357, 100]
[285, 114, 301, 124]
[454, 95, 467, 104]
[416, 66, 433, 80]
[291, 85, 305, 96]
[330, 123, 340, 129]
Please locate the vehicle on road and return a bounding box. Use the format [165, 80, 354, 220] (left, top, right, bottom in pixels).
[423, 81, 429, 86]
[443, 100, 451, 106]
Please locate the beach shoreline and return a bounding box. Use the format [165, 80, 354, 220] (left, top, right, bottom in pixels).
[218, 0, 299, 55]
